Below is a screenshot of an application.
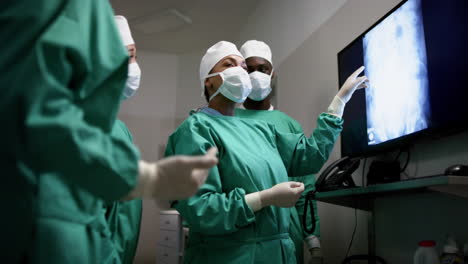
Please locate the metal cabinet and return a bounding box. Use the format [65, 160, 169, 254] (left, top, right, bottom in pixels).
[156, 210, 183, 264]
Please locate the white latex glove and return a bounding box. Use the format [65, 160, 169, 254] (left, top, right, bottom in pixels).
[305, 235, 321, 250]
[245, 182, 305, 212]
[126, 147, 218, 200]
[328, 66, 369, 117]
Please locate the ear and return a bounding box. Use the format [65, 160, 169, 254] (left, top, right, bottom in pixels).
[204, 77, 212, 90]
[271, 71, 276, 79]
[204, 78, 216, 100]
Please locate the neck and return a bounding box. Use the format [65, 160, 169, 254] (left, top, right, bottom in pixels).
[208, 96, 237, 116]
[243, 97, 271, 110]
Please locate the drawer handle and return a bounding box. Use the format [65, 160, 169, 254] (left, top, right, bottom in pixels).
[165, 236, 169, 241]
[163, 253, 168, 257]
[165, 221, 170, 224]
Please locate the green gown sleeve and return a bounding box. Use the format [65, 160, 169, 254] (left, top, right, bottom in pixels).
[106, 120, 142, 264]
[165, 120, 256, 235]
[282, 117, 321, 238]
[275, 113, 343, 177]
[0, 0, 140, 203]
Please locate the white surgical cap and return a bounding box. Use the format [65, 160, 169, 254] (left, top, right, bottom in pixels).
[114, 15, 135, 46]
[240, 40, 273, 67]
[199, 41, 243, 91]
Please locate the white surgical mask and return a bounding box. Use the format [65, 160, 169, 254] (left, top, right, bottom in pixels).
[206, 66, 252, 103]
[122, 62, 141, 100]
[248, 70, 273, 101]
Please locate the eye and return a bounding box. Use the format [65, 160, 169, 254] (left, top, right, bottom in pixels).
[258, 66, 268, 73]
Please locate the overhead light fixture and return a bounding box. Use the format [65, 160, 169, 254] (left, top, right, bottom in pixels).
[131, 8, 192, 34]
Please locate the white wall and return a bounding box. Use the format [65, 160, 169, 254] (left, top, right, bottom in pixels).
[175, 51, 206, 123]
[238, 0, 347, 67]
[118, 50, 179, 264]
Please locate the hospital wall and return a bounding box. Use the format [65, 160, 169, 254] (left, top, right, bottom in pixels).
[175, 51, 206, 122]
[274, 0, 468, 263]
[119, 51, 179, 264]
[238, 0, 347, 67]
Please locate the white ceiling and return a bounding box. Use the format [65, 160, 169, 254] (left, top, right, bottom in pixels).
[110, 0, 259, 54]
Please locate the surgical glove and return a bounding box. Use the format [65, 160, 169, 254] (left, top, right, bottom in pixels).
[305, 235, 321, 250]
[245, 182, 304, 212]
[328, 66, 368, 117]
[126, 147, 218, 200]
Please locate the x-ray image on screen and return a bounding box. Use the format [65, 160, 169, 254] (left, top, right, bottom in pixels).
[363, 0, 430, 145]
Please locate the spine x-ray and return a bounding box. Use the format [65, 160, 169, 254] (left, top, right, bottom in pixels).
[364, 0, 430, 145]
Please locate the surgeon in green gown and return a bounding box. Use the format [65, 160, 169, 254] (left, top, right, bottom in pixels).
[164, 41, 367, 263]
[0, 1, 218, 263]
[104, 15, 143, 264]
[235, 40, 322, 263]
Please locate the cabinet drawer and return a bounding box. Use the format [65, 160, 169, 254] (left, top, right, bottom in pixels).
[156, 245, 180, 264]
[158, 229, 180, 248]
[160, 214, 179, 231]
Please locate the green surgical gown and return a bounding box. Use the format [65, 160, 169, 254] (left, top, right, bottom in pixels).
[0, 1, 140, 262]
[105, 120, 143, 264]
[165, 111, 342, 264]
[32, 172, 120, 264]
[31, 123, 141, 264]
[236, 108, 324, 264]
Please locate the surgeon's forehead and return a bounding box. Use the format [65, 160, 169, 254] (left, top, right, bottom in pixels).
[246, 57, 272, 69]
[211, 55, 246, 72]
[218, 55, 244, 64]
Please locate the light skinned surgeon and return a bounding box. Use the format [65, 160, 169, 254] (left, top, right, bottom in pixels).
[235, 40, 366, 263]
[0, 1, 217, 262]
[164, 41, 366, 263]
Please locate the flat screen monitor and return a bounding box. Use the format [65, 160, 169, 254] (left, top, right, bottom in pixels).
[338, 0, 468, 157]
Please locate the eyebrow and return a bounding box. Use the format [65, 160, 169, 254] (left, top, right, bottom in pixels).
[222, 58, 236, 64]
[250, 63, 270, 70]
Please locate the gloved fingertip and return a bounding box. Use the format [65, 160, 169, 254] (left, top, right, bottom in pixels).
[353, 66, 366, 77]
[187, 156, 218, 169]
[206, 147, 218, 156]
[289, 181, 301, 187]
